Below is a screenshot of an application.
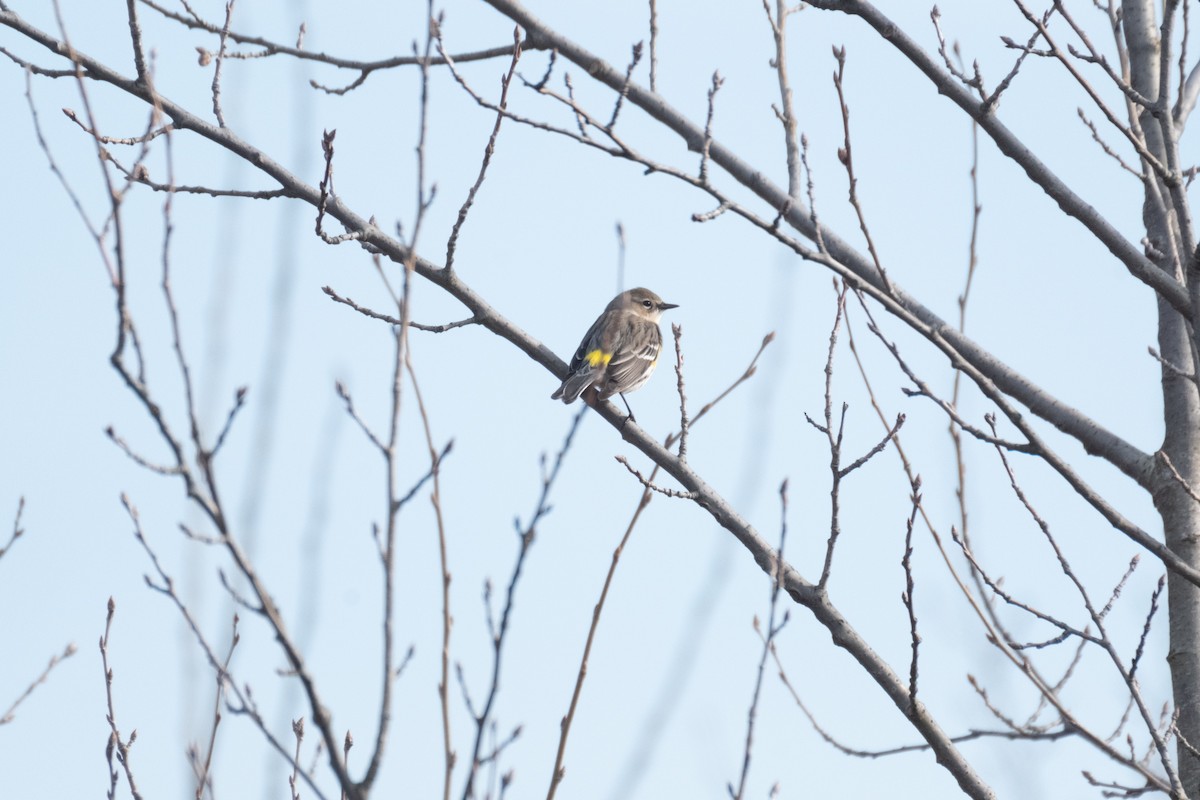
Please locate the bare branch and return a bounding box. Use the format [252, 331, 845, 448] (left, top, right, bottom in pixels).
[1148, 345, 1197, 383]
[212, 387, 248, 458]
[730, 479, 791, 800]
[986, 24, 1041, 111]
[814, 285, 848, 590]
[1008, 0, 1167, 188]
[210, 0, 235, 127]
[1077, 108, 1147, 179]
[1158, 450, 1200, 506]
[614, 455, 698, 499]
[0, 45, 74, 76]
[1130, 575, 1165, 680]
[0, 642, 77, 726]
[548, 338, 773, 799]
[405, 347, 456, 800]
[606, 41, 642, 131]
[105, 426, 184, 475]
[839, 413, 904, 478]
[671, 323, 690, 461]
[123, 496, 330, 800]
[763, 0, 802, 197]
[0, 497, 25, 562]
[315, 130, 366, 245]
[466, 408, 586, 800]
[930, 7, 986, 99]
[440, 27, 521, 273]
[322, 285, 480, 332]
[190, 616, 238, 800]
[784, 0, 1189, 316]
[288, 718, 304, 800]
[100, 598, 144, 800]
[124, 0, 148, 82]
[647, 0, 658, 92]
[136, 0, 520, 95]
[699, 71, 723, 185]
[832, 46, 892, 293]
[901, 477, 921, 712]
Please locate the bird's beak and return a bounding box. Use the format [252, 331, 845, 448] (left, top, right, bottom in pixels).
[659, 302, 679, 310]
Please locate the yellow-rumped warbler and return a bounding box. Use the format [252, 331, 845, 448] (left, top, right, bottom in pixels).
[551, 287, 679, 418]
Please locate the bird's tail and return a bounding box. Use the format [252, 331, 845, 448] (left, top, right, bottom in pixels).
[551, 372, 594, 403]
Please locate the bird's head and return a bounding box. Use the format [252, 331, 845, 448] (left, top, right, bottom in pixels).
[615, 287, 679, 322]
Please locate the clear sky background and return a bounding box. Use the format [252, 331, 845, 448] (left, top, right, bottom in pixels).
[0, 1, 1180, 798]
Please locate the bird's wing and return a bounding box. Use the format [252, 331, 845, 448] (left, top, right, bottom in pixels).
[603, 318, 661, 388]
[552, 310, 616, 401]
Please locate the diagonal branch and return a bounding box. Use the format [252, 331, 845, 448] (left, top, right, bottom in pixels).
[474, 0, 1158, 494]
[3, 9, 1161, 798]
[798, 0, 1187, 314]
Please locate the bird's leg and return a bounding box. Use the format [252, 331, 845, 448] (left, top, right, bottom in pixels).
[618, 393, 636, 428]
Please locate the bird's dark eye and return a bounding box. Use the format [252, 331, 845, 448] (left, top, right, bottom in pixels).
[642, 299, 653, 308]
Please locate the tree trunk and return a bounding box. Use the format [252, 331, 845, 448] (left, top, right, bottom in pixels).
[1157, 306, 1200, 796]
[1125, 1, 1200, 792]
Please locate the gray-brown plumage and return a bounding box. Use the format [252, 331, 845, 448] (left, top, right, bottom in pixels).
[552, 288, 678, 409]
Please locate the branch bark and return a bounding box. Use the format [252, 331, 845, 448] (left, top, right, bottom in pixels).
[0, 7, 996, 796]
[1121, 1, 1200, 794]
[477, 0, 1159, 494]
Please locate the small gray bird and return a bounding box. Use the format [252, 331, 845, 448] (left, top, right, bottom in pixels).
[551, 287, 679, 418]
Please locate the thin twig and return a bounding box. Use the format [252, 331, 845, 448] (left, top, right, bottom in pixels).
[614, 455, 698, 499]
[814, 284, 847, 589]
[1130, 575, 1165, 681]
[210, 0, 235, 127]
[838, 412, 904, 478]
[464, 408, 586, 800]
[832, 46, 892, 294]
[985, 24, 1040, 111]
[547, 335, 773, 799]
[606, 41, 642, 131]
[1157, 450, 1200, 506]
[648, 0, 658, 92]
[322, 285, 480, 332]
[729, 480, 790, 800]
[672, 324, 689, 461]
[1148, 346, 1197, 383]
[762, 0, 801, 198]
[405, 346, 456, 800]
[335, 381, 385, 455]
[930, 7, 986, 99]
[441, 27, 521, 273]
[137, 0, 521, 90]
[124, 0, 148, 82]
[699, 72, 723, 185]
[191, 616, 238, 800]
[288, 718, 305, 800]
[901, 476, 921, 713]
[315, 130, 367, 245]
[123, 496, 328, 800]
[1077, 108, 1147, 180]
[0, 497, 26, 561]
[358, 9, 439, 790]
[0, 642, 77, 726]
[100, 598, 144, 800]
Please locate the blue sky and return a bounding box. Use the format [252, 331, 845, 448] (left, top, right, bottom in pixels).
[0, 2, 1178, 798]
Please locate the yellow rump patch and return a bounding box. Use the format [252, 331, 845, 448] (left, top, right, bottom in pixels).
[585, 349, 613, 368]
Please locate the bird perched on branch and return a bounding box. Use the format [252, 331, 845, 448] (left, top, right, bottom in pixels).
[551, 287, 679, 421]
